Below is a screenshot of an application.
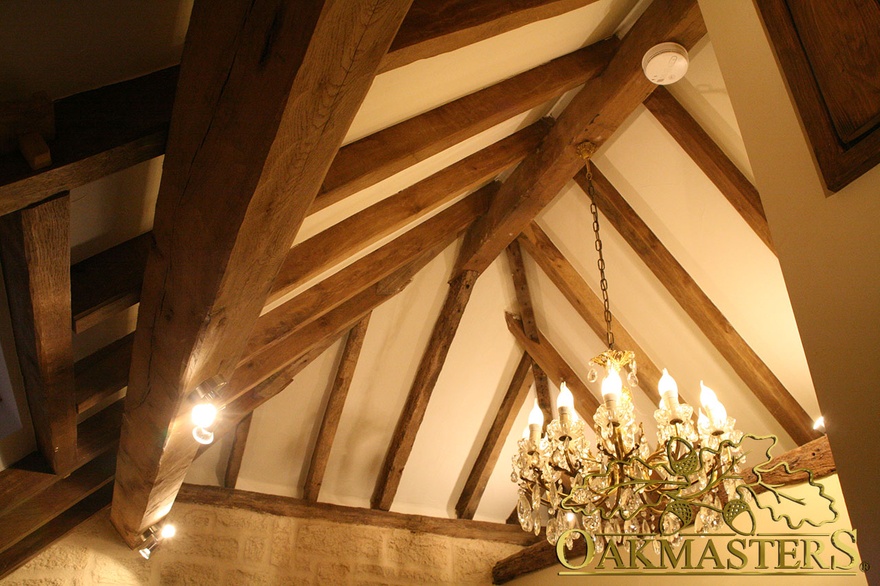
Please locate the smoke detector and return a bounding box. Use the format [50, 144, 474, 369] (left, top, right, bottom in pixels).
[642, 42, 689, 85]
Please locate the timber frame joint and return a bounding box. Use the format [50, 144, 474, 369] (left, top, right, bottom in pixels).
[575, 140, 597, 162]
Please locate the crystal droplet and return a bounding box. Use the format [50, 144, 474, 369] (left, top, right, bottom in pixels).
[587, 368, 598, 383]
[627, 371, 639, 388]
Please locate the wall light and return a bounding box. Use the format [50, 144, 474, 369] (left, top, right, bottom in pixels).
[191, 374, 227, 445]
[138, 523, 176, 559]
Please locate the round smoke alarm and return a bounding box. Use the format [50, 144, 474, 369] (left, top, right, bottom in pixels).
[642, 42, 689, 85]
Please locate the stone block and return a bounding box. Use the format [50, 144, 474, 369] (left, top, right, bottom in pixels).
[313, 560, 352, 582]
[163, 534, 239, 559]
[243, 535, 268, 563]
[295, 521, 381, 561]
[215, 508, 274, 533]
[159, 561, 221, 585]
[386, 531, 451, 571]
[452, 539, 521, 583]
[174, 505, 216, 533]
[269, 527, 294, 568]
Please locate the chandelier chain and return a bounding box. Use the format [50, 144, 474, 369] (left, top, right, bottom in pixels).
[577, 141, 614, 350]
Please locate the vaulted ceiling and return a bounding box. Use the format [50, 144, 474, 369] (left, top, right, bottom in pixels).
[1, 0, 876, 582]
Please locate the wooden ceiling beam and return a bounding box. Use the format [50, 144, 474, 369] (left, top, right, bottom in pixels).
[111, 0, 412, 547]
[456, 351, 534, 520]
[70, 233, 151, 334]
[177, 483, 539, 546]
[643, 86, 774, 252]
[505, 241, 553, 422]
[244, 186, 491, 370]
[210, 333, 344, 453]
[1, 32, 611, 222]
[518, 221, 662, 403]
[492, 434, 836, 582]
[742, 434, 834, 488]
[208, 247, 446, 447]
[270, 121, 549, 305]
[0, 449, 115, 557]
[453, 0, 705, 276]
[0, 193, 77, 474]
[303, 313, 372, 502]
[69, 117, 543, 337]
[582, 168, 818, 446]
[381, 0, 603, 72]
[0, 483, 113, 580]
[505, 312, 599, 416]
[372, 268, 480, 510]
[74, 332, 133, 415]
[318, 38, 616, 211]
[222, 414, 252, 490]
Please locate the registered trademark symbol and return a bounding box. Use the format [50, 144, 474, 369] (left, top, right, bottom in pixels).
[860, 561, 870, 572]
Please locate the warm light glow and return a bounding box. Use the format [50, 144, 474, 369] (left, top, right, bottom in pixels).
[601, 365, 622, 400]
[528, 400, 544, 426]
[192, 426, 215, 445]
[698, 409, 710, 430]
[658, 368, 678, 401]
[160, 524, 176, 539]
[556, 382, 574, 410]
[813, 416, 825, 431]
[191, 402, 218, 428]
[700, 381, 727, 424]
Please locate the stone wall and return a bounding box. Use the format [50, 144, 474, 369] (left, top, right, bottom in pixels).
[4, 501, 522, 585]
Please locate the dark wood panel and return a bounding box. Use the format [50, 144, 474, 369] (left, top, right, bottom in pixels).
[786, 0, 880, 144]
[756, 0, 880, 191]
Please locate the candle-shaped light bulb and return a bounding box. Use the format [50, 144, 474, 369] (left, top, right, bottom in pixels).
[557, 382, 574, 410]
[601, 365, 622, 423]
[528, 400, 544, 427]
[698, 409, 710, 431]
[527, 400, 543, 442]
[557, 382, 574, 426]
[700, 381, 727, 432]
[601, 365, 622, 400]
[657, 368, 679, 411]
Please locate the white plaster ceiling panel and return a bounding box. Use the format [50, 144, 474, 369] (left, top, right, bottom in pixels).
[392, 255, 520, 517]
[597, 107, 819, 416]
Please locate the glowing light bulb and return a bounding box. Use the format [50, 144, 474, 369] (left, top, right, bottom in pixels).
[528, 400, 544, 427]
[192, 426, 214, 445]
[556, 382, 575, 410]
[160, 524, 176, 539]
[700, 381, 727, 429]
[191, 402, 218, 428]
[601, 365, 622, 400]
[813, 416, 825, 431]
[698, 409, 709, 430]
[658, 368, 678, 402]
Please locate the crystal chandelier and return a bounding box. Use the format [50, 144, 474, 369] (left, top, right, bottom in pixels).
[511, 147, 747, 554]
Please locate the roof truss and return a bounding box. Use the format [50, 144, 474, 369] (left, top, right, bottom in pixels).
[0, 0, 835, 578]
